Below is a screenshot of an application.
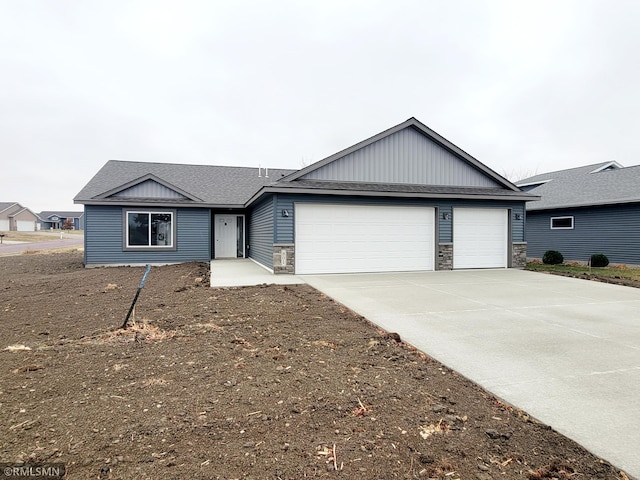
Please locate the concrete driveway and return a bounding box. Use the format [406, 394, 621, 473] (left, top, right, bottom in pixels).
[303, 269, 640, 478]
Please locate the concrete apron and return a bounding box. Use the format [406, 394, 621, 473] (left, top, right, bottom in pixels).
[302, 269, 640, 478]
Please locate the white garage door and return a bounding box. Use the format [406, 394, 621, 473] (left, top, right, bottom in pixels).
[453, 208, 508, 269]
[295, 204, 435, 274]
[16, 220, 35, 232]
[0, 219, 8, 231]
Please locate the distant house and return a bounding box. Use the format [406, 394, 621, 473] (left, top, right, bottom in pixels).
[75, 117, 537, 272]
[38, 211, 85, 230]
[517, 161, 640, 265]
[0, 202, 39, 232]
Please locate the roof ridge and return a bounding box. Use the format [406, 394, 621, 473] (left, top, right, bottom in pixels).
[543, 161, 614, 176]
[105, 159, 297, 172]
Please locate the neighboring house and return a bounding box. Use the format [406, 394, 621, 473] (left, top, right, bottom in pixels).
[38, 211, 85, 230]
[517, 161, 640, 265]
[0, 202, 39, 232]
[74, 117, 537, 273]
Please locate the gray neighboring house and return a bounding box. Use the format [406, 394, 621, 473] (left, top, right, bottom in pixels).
[74, 117, 537, 273]
[38, 211, 85, 230]
[517, 161, 640, 265]
[0, 202, 39, 231]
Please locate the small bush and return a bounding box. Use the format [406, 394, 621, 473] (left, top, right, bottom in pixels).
[590, 253, 609, 267]
[542, 250, 563, 265]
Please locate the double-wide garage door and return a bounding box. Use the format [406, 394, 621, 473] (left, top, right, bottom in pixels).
[295, 204, 435, 274]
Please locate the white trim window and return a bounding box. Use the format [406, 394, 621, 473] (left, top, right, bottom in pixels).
[550, 216, 574, 230]
[126, 211, 174, 248]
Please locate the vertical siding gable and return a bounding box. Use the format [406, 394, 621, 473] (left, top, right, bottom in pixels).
[300, 127, 501, 187]
[111, 180, 187, 199]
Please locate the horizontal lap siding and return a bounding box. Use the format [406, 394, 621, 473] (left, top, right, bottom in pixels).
[84, 206, 210, 265]
[248, 197, 274, 269]
[273, 194, 525, 244]
[527, 204, 640, 264]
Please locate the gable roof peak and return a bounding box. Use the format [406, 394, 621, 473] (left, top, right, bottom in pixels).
[280, 117, 519, 191]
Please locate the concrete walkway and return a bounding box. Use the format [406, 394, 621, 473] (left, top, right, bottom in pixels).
[302, 269, 640, 478]
[210, 259, 305, 287]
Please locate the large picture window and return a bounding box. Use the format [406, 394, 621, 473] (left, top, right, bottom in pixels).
[125, 211, 174, 248]
[550, 216, 574, 230]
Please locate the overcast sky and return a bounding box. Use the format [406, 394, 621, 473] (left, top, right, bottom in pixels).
[2, 0, 639, 213]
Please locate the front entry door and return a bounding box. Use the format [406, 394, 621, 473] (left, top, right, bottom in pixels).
[214, 215, 237, 258]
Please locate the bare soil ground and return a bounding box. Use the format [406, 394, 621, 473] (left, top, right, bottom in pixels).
[0, 252, 631, 480]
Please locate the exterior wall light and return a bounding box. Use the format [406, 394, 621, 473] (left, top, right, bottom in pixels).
[514, 213, 523, 220]
[282, 210, 289, 217]
[442, 212, 451, 220]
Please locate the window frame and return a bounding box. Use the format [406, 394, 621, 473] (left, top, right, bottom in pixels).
[550, 216, 574, 230]
[123, 209, 177, 251]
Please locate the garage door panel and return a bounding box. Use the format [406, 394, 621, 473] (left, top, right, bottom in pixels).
[453, 208, 508, 269]
[0, 219, 8, 231]
[16, 220, 35, 232]
[296, 204, 434, 274]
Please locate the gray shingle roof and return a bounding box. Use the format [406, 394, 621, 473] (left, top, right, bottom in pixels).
[517, 162, 640, 210]
[74, 160, 296, 207]
[0, 202, 18, 213]
[38, 211, 84, 219]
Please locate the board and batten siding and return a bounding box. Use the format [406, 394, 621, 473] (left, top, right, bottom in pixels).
[248, 196, 274, 269]
[112, 180, 186, 199]
[273, 194, 525, 244]
[301, 127, 501, 188]
[84, 205, 210, 265]
[526, 203, 640, 265]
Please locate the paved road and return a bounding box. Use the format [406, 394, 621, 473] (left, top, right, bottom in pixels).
[0, 234, 83, 256]
[303, 269, 640, 479]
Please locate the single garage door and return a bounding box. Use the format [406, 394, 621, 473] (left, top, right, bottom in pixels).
[453, 208, 508, 269]
[295, 204, 435, 274]
[16, 220, 35, 232]
[0, 219, 8, 231]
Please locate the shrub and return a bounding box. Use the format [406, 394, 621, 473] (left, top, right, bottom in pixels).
[542, 250, 563, 265]
[590, 253, 609, 267]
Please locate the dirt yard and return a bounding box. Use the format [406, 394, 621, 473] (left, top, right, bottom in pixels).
[0, 252, 631, 479]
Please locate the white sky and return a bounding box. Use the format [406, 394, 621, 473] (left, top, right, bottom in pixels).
[2, 0, 639, 212]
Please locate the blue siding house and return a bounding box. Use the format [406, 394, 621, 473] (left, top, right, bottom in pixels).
[518, 162, 640, 265]
[38, 211, 85, 230]
[74, 118, 536, 273]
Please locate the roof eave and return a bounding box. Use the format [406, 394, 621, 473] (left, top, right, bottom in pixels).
[246, 186, 537, 206]
[527, 198, 640, 211]
[75, 199, 246, 209]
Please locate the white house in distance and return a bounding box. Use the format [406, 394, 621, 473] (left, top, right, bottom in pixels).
[0, 202, 39, 232]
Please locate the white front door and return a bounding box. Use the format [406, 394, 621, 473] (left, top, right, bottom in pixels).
[214, 215, 237, 258]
